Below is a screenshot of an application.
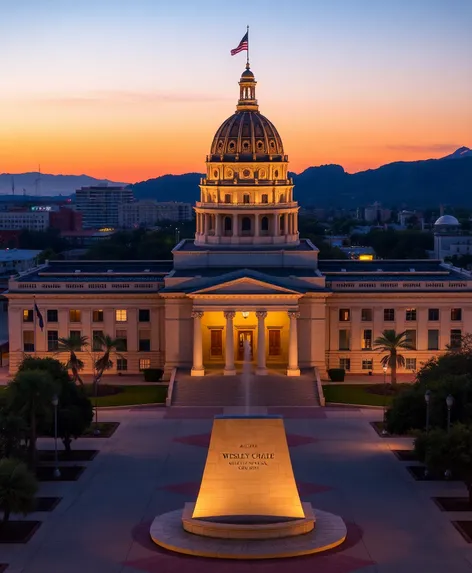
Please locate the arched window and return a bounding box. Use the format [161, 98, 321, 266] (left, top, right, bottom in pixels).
[242, 217, 251, 232]
[261, 216, 269, 232]
[224, 194, 232, 204]
[261, 194, 268, 204]
[224, 217, 232, 232]
[280, 214, 285, 233]
[279, 194, 286, 203]
[243, 194, 250, 204]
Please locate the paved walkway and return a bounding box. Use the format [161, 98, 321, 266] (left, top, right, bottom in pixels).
[172, 370, 320, 407]
[2, 407, 472, 572]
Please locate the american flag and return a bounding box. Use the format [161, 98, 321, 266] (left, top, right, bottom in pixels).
[230, 32, 248, 56]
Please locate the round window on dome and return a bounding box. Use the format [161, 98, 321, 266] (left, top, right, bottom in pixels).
[243, 169, 251, 178]
[217, 141, 223, 152]
[256, 141, 264, 151]
[242, 141, 250, 151]
[270, 140, 276, 149]
[228, 141, 236, 151]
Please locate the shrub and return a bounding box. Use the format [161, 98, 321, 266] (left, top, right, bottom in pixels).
[327, 368, 345, 382]
[143, 368, 164, 382]
[0, 458, 38, 523]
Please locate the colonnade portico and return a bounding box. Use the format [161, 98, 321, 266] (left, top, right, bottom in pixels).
[190, 308, 300, 377]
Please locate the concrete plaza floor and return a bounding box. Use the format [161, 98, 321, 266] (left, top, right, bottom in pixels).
[2, 406, 472, 572]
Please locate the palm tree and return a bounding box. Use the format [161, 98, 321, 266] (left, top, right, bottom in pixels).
[373, 330, 414, 385]
[6, 369, 57, 469]
[0, 458, 38, 523]
[57, 335, 89, 385]
[93, 333, 122, 390]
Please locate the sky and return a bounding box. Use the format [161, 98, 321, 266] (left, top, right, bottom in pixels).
[0, 0, 471, 183]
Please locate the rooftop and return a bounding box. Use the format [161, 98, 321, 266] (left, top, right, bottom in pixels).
[0, 249, 42, 261]
[174, 238, 317, 253]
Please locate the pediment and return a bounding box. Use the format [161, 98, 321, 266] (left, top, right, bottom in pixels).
[191, 277, 300, 296]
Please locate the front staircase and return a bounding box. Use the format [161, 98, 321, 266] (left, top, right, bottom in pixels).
[171, 370, 320, 408]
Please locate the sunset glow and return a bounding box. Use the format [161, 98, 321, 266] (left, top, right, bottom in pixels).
[1, 0, 470, 182]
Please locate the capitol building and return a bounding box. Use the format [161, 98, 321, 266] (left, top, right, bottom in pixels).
[6, 67, 472, 377]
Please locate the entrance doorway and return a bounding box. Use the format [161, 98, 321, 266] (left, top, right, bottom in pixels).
[238, 331, 253, 361]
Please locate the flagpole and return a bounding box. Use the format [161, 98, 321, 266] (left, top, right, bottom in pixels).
[33, 296, 37, 357]
[246, 24, 250, 68]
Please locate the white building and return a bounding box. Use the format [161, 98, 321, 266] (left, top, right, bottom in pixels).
[6, 67, 472, 378]
[118, 200, 192, 228]
[431, 215, 472, 260]
[76, 184, 134, 229]
[0, 210, 50, 231]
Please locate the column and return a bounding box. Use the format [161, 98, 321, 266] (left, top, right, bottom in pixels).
[233, 214, 239, 237]
[256, 310, 267, 375]
[287, 310, 300, 376]
[254, 214, 260, 237]
[191, 310, 204, 376]
[215, 213, 221, 237]
[224, 310, 236, 375]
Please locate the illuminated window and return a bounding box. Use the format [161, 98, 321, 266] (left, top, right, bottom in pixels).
[339, 358, 350, 371]
[139, 358, 151, 371]
[362, 359, 373, 370]
[69, 309, 81, 322]
[361, 309, 372, 321]
[384, 308, 395, 321]
[115, 309, 127, 322]
[428, 308, 439, 321]
[405, 308, 416, 321]
[362, 329, 372, 350]
[23, 309, 33, 323]
[451, 308, 462, 321]
[339, 309, 350, 322]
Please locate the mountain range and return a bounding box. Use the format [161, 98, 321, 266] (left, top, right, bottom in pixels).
[1, 146, 471, 207]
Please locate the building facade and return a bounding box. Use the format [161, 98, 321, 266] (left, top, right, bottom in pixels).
[76, 185, 134, 229]
[0, 210, 50, 231]
[118, 200, 192, 228]
[6, 67, 472, 377]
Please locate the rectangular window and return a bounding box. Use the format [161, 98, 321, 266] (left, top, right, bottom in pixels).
[362, 359, 373, 370]
[405, 358, 417, 370]
[117, 358, 128, 371]
[428, 329, 439, 351]
[139, 358, 150, 371]
[268, 330, 282, 356]
[115, 309, 127, 322]
[338, 329, 350, 350]
[451, 308, 462, 321]
[428, 308, 439, 321]
[138, 309, 150, 322]
[405, 308, 417, 321]
[69, 309, 81, 322]
[47, 309, 58, 322]
[69, 330, 81, 343]
[92, 330, 104, 352]
[361, 309, 372, 322]
[339, 309, 350, 322]
[339, 358, 351, 371]
[92, 309, 104, 322]
[384, 308, 395, 321]
[450, 329, 462, 348]
[23, 309, 33, 323]
[116, 329, 127, 351]
[23, 331, 34, 352]
[139, 330, 151, 352]
[47, 330, 59, 351]
[224, 194, 231, 204]
[362, 329, 372, 350]
[405, 329, 417, 350]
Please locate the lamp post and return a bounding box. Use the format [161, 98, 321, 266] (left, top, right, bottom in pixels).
[93, 374, 101, 436]
[445, 394, 455, 480]
[382, 364, 388, 436]
[425, 390, 431, 432]
[51, 394, 61, 479]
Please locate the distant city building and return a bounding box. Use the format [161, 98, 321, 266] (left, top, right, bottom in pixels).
[340, 246, 376, 260]
[430, 215, 470, 260]
[50, 206, 83, 232]
[398, 209, 424, 229]
[0, 210, 50, 231]
[76, 184, 134, 229]
[364, 202, 391, 223]
[0, 248, 42, 274]
[118, 200, 193, 228]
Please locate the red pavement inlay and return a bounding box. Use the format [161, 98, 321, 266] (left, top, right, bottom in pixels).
[124, 521, 374, 572]
[173, 433, 318, 449]
[159, 480, 331, 497]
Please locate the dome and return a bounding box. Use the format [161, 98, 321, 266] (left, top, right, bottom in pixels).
[209, 111, 285, 162]
[434, 215, 460, 226]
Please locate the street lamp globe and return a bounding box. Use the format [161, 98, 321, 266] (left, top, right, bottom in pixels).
[425, 390, 431, 404]
[52, 394, 59, 407]
[382, 365, 387, 373]
[446, 394, 454, 409]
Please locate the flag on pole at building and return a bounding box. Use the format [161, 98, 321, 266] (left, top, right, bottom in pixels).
[34, 301, 44, 331]
[230, 32, 248, 56]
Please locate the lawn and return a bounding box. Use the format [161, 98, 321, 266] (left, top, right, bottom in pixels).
[322, 384, 395, 406]
[90, 384, 168, 407]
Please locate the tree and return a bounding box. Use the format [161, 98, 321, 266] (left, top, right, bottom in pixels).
[6, 370, 57, 469]
[0, 458, 38, 523]
[0, 413, 27, 459]
[373, 329, 414, 384]
[57, 335, 89, 385]
[414, 425, 472, 502]
[16, 357, 93, 452]
[93, 333, 122, 391]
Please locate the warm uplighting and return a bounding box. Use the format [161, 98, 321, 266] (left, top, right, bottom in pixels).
[241, 311, 249, 319]
[359, 254, 374, 261]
